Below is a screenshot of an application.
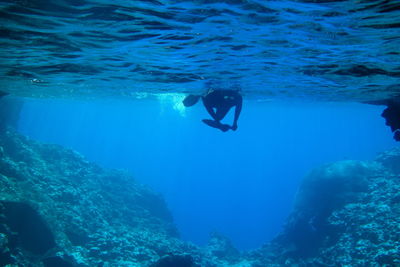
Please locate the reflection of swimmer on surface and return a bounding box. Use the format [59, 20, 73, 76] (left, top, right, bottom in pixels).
[183, 88, 242, 132]
[381, 99, 400, 141]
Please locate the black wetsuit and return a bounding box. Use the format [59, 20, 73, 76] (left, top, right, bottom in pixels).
[382, 100, 400, 141]
[201, 89, 242, 132]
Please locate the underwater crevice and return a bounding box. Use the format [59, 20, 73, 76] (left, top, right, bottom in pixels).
[0, 201, 56, 255]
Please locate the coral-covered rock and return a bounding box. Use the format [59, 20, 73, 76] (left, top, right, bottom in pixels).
[205, 232, 240, 262]
[376, 147, 400, 174]
[0, 201, 56, 255]
[251, 157, 400, 266]
[281, 160, 380, 256]
[2, 125, 400, 267]
[0, 128, 249, 267]
[0, 128, 186, 266]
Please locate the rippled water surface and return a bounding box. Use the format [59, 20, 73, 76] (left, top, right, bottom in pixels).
[1, 0, 399, 101]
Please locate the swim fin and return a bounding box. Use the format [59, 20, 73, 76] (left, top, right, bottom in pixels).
[202, 119, 230, 132]
[182, 95, 201, 107]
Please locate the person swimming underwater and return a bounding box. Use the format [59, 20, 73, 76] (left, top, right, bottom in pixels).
[183, 88, 242, 132]
[381, 99, 400, 141]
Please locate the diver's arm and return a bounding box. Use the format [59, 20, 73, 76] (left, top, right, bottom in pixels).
[231, 96, 242, 130]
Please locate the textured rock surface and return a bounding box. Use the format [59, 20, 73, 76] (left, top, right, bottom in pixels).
[0, 128, 221, 266]
[1, 125, 400, 267]
[376, 147, 400, 174]
[250, 149, 400, 266]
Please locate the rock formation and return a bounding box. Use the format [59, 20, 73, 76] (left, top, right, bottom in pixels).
[1, 124, 399, 266]
[0, 128, 186, 266]
[250, 148, 400, 266]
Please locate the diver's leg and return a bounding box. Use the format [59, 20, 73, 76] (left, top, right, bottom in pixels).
[215, 106, 230, 121]
[212, 107, 231, 132]
[202, 98, 219, 121]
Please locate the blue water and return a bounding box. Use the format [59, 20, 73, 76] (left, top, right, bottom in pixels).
[2, 0, 399, 251]
[17, 98, 396, 250]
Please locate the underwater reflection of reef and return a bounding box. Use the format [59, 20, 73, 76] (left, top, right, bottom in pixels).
[0, 128, 400, 266]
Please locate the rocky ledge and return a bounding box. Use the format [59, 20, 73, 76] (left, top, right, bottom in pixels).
[1, 126, 400, 267]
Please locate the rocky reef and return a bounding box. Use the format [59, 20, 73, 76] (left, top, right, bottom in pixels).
[1, 123, 400, 266]
[0, 127, 251, 267]
[249, 148, 400, 266]
[0, 127, 182, 266]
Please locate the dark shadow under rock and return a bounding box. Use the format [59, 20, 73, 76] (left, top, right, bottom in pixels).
[0, 233, 13, 266]
[42, 256, 73, 267]
[150, 254, 199, 267]
[136, 191, 174, 223]
[0, 201, 56, 255]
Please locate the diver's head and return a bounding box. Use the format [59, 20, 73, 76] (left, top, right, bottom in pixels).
[183, 94, 201, 107]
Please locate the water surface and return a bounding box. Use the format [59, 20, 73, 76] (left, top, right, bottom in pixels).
[1, 0, 399, 101]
